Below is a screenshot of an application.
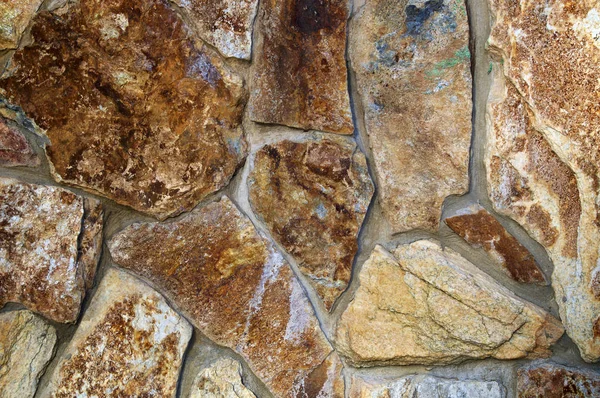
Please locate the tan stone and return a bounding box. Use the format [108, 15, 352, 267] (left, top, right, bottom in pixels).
[190, 358, 256, 398]
[0, 118, 39, 167]
[0, 310, 56, 398]
[109, 197, 344, 397]
[517, 362, 600, 398]
[336, 240, 564, 366]
[350, 0, 472, 233]
[248, 136, 373, 310]
[0, 0, 43, 50]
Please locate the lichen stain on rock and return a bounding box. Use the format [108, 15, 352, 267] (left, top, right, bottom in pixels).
[0, 118, 39, 167]
[517, 363, 600, 398]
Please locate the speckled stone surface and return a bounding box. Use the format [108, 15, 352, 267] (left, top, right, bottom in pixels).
[517, 363, 600, 398]
[0, 118, 38, 167]
[0, 0, 43, 50]
[189, 358, 256, 398]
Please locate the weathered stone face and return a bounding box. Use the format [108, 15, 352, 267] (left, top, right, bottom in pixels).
[190, 358, 256, 398]
[0, 310, 57, 398]
[248, 136, 373, 310]
[0, 0, 43, 50]
[517, 363, 600, 398]
[0, 118, 38, 167]
[487, 0, 600, 361]
[109, 197, 344, 397]
[43, 267, 192, 398]
[79, 198, 103, 289]
[336, 241, 563, 366]
[350, 0, 472, 233]
[0, 0, 247, 220]
[248, 0, 353, 134]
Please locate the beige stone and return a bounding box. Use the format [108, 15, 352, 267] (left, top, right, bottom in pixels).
[0, 0, 43, 50]
[189, 358, 256, 398]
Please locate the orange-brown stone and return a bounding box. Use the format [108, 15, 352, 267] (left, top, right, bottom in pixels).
[517, 363, 600, 398]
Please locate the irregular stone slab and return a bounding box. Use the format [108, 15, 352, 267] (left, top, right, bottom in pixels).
[0, 310, 56, 398]
[0, 118, 39, 167]
[248, 136, 373, 310]
[109, 197, 344, 397]
[248, 0, 353, 134]
[517, 363, 600, 398]
[43, 268, 192, 397]
[0, 0, 247, 220]
[0, 178, 101, 322]
[79, 198, 103, 289]
[350, 0, 472, 233]
[172, 0, 259, 60]
[445, 204, 546, 284]
[0, 0, 43, 50]
[336, 240, 564, 366]
[190, 358, 256, 398]
[487, 0, 600, 361]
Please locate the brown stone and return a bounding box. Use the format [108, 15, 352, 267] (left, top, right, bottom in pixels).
[0, 0, 43, 50]
[109, 197, 344, 397]
[79, 198, 103, 289]
[350, 0, 472, 233]
[445, 204, 546, 284]
[0, 178, 101, 323]
[248, 136, 373, 310]
[0, 0, 247, 219]
[517, 363, 600, 398]
[0, 118, 39, 167]
[248, 0, 353, 134]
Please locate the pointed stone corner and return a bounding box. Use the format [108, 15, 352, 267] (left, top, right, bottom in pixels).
[0, 178, 101, 323]
[248, 136, 374, 311]
[0, 310, 57, 398]
[486, 0, 600, 362]
[248, 0, 353, 134]
[0, 0, 247, 220]
[190, 358, 256, 398]
[350, 0, 472, 233]
[0, 0, 43, 50]
[43, 267, 192, 397]
[517, 362, 600, 397]
[109, 196, 345, 397]
[445, 204, 546, 284]
[336, 240, 564, 366]
[0, 118, 39, 167]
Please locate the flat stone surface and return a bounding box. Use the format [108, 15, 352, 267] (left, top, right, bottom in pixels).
[0, 0, 43, 50]
[109, 197, 344, 397]
[248, 136, 373, 310]
[0, 118, 39, 167]
[336, 240, 564, 366]
[248, 0, 353, 134]
[487, 0, 600, 361]
[350, 0, 472, 233]
[0, 178, 100, 323]
[445, 204, 546, 284]
[0, 0, 247, 219]
[190, 358, 256, 398]
[0, 310, 56, 398]
[43, 267, 192, 397]
[517, 363, 600, 398]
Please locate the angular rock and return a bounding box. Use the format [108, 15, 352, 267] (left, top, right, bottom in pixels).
[517, 363, 600, 398]
[172, 0, 259, 60]
[0, 118, 39, 167]
[0, 0, 43, 50]
[0, 0, 247, 219]
[487, 0, 600, 361]
[0, 178, 101, 322]
[248, 136, 373, 310]
[43, 268, 192, 397]
[350, 0, 472, 233]
[190, 358, 256, 398]
[445, 204, 546, 284]
[0, 310, 56, 398]
[248, 0, 353, 134]
[336, 240, 564, 366]
[79, 198, 103, 289]
[109, 197, 344, 397]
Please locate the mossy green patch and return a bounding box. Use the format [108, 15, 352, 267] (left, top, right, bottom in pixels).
[426, 46, 470, 78]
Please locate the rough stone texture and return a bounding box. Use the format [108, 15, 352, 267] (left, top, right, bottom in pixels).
[0, 0, 43, 50]
[0, 310, 56, 398]
[517, 363, 600, 398]
[248, 0, 353, 134]
[248, 136, 373, 310]
[486, 0, 600, 361]
[0, 0, 247, 219]
[43, 267, 192, 397]
[349, 374, 503, 398]
[0, 118, 39, 167]
[350, 0, 472, 233]
[109, 197, 344, 397]
[190, 358, 256, 398]
[336, 240, 564, 366]
[445, 204, 546, 284]
[79, 198, 103, 289]
[172, 0, 259, 60]
[0, 178, 100, 323]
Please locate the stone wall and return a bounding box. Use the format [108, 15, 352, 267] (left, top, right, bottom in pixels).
[0, 0, 599, 397]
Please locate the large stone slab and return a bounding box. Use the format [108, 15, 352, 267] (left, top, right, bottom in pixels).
[350, 0, 472, 233]
[109, 197, 344, 397]
[0, 118, 39, 167]
[336, 240, 564, 366]
[517, 363, 600, 398]
[43, 267, 192, 397]
[0, 0, 247, 219]
[248, 0, 353, 134]
[0, 310, 56, 398]
[0, 0, 43, 50]
[248, 136, 373, 310]
[190, 358, 256, 398]
[487, 0, 600, 361]
[0, 178, 102, 322]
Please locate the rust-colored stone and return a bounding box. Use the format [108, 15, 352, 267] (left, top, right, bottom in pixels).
[248, 0, 353, 134]
[0, 118, 39, 167]
[0, 0, 43, 50]
[517, 363, 600, 398]
[109, 197, 344, 397]
[248, 136, 373, 310]
[0, 0, 247, 219]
